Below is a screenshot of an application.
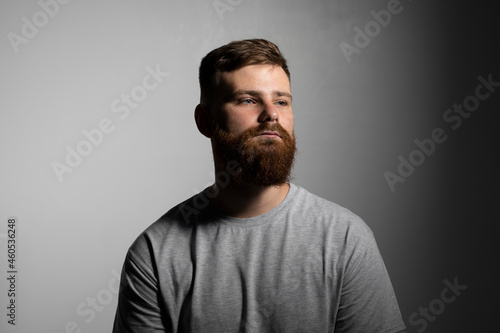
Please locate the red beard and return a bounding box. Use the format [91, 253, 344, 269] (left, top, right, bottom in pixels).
[212, 122, 296, 186]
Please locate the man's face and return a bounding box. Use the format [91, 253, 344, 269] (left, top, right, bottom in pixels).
[209, 64, 296, 186]
[211, 64, 294, 137]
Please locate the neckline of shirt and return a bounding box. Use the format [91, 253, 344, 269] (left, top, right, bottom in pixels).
[202, 183, 298, 228]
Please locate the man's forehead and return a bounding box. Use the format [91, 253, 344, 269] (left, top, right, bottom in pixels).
[218, 65, 291, 93]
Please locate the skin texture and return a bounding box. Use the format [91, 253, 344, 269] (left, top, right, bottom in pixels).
[195, 64, 294, 218]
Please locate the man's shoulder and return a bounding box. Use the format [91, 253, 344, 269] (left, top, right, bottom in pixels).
[291, 184, 374, 240]
[126, 194, 203, 255]
[144, 194, 202, 236]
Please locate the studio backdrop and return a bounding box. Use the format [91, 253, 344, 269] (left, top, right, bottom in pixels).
[1, 0, 497, 332]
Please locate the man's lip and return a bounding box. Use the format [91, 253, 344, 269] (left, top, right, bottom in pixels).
[257, 131, 280, 137]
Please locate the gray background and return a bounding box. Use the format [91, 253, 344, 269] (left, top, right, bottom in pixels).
[1, 0, 497, 332]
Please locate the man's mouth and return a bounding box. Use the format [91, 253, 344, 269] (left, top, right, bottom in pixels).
[257, 131, 280, 138]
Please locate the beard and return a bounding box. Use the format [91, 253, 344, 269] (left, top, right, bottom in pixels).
[212, 122, 297, 187]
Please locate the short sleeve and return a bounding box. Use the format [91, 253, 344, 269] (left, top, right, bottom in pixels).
[112, 236, 170, 333]
[334, 226, 406, 333]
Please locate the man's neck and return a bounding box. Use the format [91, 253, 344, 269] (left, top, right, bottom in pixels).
[205, 181, 290, 218]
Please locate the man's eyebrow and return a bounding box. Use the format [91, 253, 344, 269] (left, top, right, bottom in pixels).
[231, 90, 293, 100]
[276, 91, 293, 100]
[232, 90, 261, 98]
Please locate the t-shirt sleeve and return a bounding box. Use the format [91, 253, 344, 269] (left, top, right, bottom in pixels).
[334, 221, 406, 333]
[112, 236, 170, 333]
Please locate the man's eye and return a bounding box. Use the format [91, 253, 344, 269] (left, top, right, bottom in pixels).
[276, 100, 288, 106]
[240, 98, 254, 104]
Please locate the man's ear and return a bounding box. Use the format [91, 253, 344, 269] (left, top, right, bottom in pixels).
[194, 103, 214, 138]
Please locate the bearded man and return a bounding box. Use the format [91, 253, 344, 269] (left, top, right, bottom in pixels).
[113, 39, 406, 333]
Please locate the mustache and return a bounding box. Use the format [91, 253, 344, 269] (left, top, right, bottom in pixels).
[245, 122, 290, 138]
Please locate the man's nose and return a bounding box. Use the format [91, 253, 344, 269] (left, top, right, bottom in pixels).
[258, 102, 278, 123]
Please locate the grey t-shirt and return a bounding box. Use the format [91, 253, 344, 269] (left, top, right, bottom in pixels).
[113, 184, 406, 332]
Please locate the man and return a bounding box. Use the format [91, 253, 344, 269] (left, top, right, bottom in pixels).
[113, 39, 406, 332]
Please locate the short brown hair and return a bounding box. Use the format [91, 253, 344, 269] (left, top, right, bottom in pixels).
[198, 39, 290, 104]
